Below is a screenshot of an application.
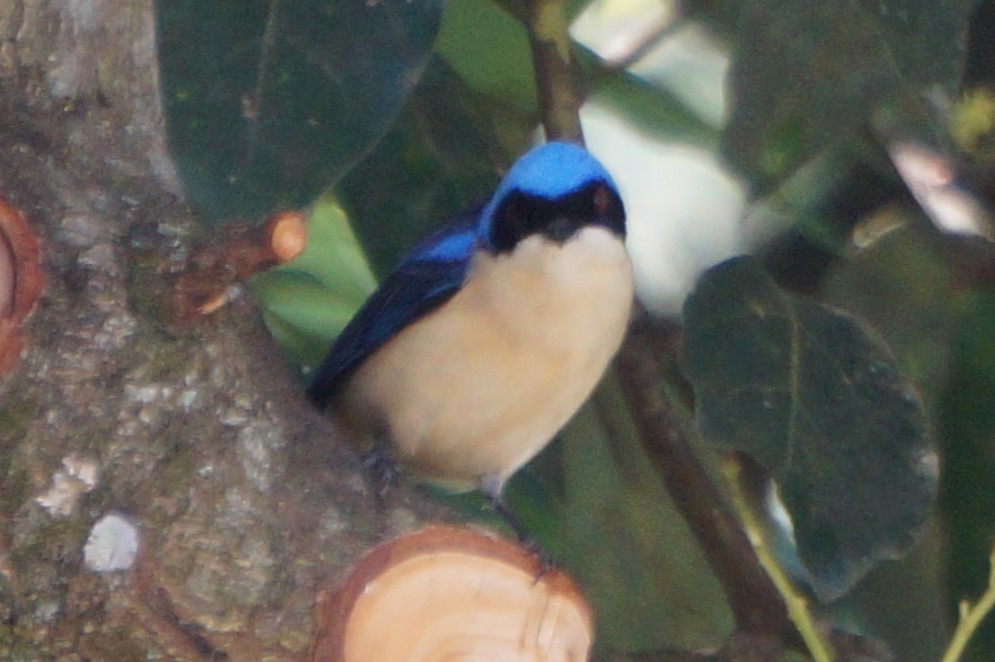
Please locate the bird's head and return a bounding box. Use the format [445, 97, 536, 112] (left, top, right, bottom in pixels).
[479, 142, 626, 253]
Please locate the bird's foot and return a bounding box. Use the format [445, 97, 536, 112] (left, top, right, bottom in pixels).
[489, 494, 557, 576]
[361, 443, 401, 504]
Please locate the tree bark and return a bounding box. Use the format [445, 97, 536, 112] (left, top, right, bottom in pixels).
[0, 2, 452, 659]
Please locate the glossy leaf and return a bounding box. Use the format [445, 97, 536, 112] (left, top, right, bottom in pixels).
[723, 0, 975, 189]
[680, 257, 937, 601]
[157, 0, 444, 222]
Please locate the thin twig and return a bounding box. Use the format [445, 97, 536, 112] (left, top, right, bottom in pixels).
[942, 547, 995, 662]
[523, 0, 584, 142]
[170, 210, 307, 323]
[721, 456, 835, 662]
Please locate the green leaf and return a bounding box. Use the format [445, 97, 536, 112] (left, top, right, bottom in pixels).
[258, 304, 339, 369]
[253, 271, 359, 338]
[722, 0, 975, 189]
[680, 257, 937, 601]
[852, 0, 976, 88]
[336, 57, 534, 276]
[250, 197, 376, 369]
[435, 0, 537, 114]
[156, 0, 444, 222]
[280, 198, 377, 299]
[813, 227, 957, 657]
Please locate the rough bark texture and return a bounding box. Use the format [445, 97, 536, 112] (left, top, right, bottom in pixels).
[0, 2, 454, 659]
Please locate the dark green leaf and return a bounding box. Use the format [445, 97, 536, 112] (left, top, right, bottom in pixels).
[680, 257, 937, 601]
[336, 57, 534, 276]
[816, 226, 958, 658]
[853, 0, 976, 87]
[156, 0, 444, 222]
[723, 0, 975, 189]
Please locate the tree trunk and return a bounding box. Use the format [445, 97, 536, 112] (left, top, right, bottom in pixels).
[0, 2, 451, 659]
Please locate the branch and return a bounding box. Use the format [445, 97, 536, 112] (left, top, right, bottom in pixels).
[495, 0, 584, 142]
[170, 209, 307, 323]
[614, 309, 800, 643]
[527, 0, 584, 142]
[722, 455, 835, 661]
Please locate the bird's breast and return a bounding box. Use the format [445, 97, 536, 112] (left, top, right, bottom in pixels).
[340, 226, 634, 493]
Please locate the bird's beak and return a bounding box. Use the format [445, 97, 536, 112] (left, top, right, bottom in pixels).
[544, 217, 578, 244]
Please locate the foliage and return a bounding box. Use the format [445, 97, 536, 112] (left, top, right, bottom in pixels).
[156, 0, 995, 659]
[723, 0, 976, 191]
[157, 0, 444, 222]
[682, 257, 935, 602]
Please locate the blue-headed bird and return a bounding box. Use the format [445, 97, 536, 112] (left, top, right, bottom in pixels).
[308, 141, 633, 522]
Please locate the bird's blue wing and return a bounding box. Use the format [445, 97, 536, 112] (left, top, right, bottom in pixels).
[306, 211, 480, 407]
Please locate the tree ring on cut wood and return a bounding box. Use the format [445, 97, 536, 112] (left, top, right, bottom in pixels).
[310, 524, 594, 662]
[0, 195, 44, 373]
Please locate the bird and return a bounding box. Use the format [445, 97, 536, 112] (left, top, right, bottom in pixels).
[307, 141, 634, 520]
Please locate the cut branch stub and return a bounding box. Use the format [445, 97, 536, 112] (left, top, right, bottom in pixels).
[310, 525, 593, 662]
[171, 209, 307, 322]
[0, 195, 44, 373]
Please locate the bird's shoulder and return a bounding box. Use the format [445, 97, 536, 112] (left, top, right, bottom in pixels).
[306, 208, 481, 406]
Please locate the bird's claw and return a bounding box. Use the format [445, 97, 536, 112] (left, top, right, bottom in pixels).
[361, 443, 400, 504]
[488, 494, 558, 577]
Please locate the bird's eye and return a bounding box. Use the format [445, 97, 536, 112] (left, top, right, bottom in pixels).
[592, 185, 611, 216]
